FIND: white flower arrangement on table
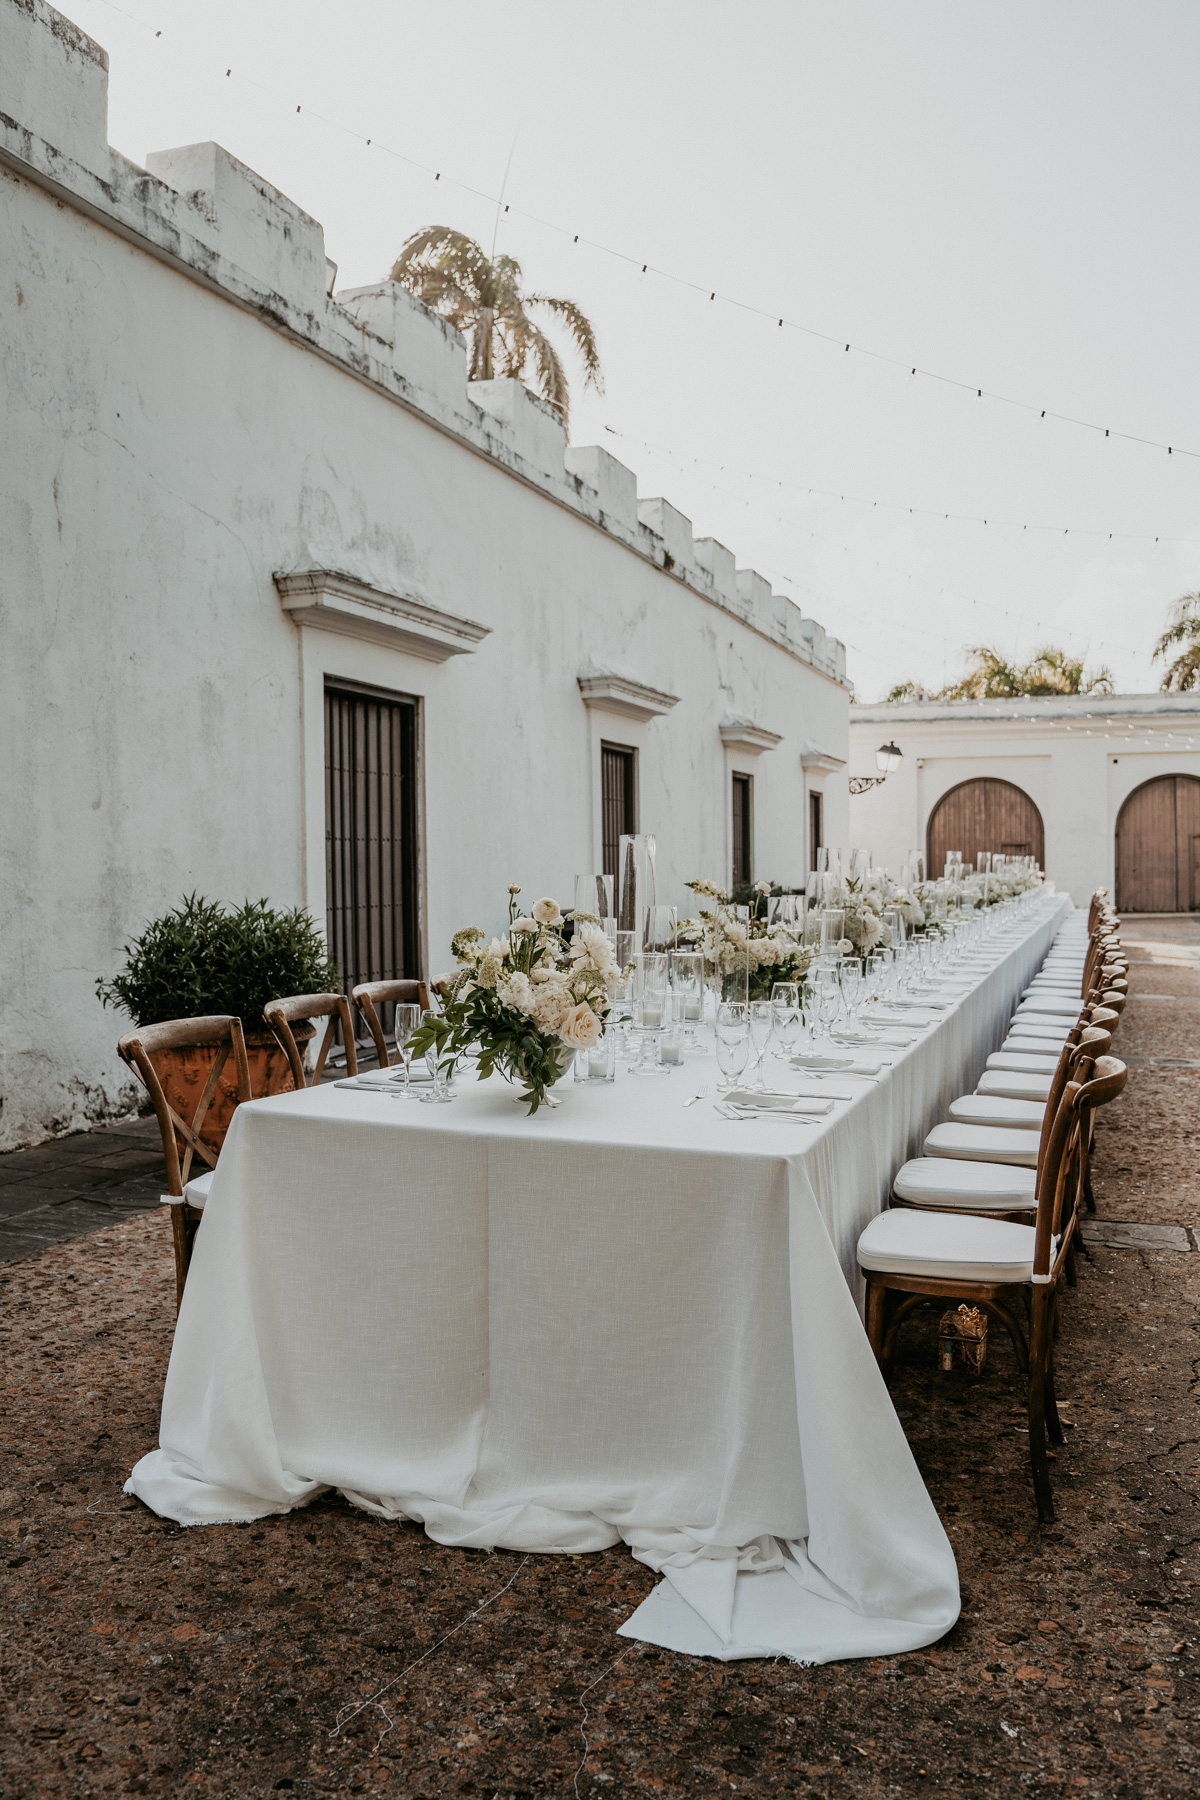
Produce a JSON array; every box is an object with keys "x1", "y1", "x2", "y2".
[
  {"x1": 806, "y1": 879, "x2": 886, "y2": 955},
  {"x1": 679, "y1": 878, "x2": 813, "y2": 999},
  {"x1": 412, "y1": 886, "x2": 622, "y2": 1113}
]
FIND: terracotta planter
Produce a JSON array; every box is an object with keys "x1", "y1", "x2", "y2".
[{"x1": 149, "y1": 1025, "x2": 312, "y2": 1158}]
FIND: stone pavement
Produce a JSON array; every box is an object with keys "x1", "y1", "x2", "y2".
[
  {"x1": 0, "y1": 1117, "x2": 165, "y2": 1265},
  {"x1": 1, "y1": 920, "x2": 1198, "y2": 1799}
]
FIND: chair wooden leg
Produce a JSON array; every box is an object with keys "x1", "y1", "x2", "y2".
[
  {"x1": 169, "y1": 1204, "x2": 201, "y2": 1315},
  {"x1": 1028, "y1": 1288, "x2": 1056, "y2": 1524},
  {"x1": 866, "y1": 1278, "x2": 889, "y2": 1367}
]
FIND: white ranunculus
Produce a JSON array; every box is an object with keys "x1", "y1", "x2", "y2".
[
  {"x1": 570, "y1": 922, "x2": 617, "y2": 974},
  {"x1": 510, "y1": 917, "x2": 537, "y2": 935},
  {"x1": 560, "y1": 1002, "x2": 601, "y2": 1049},
  {"x1": 532, "y1": 897, "x2": 563, "y2": 926}
]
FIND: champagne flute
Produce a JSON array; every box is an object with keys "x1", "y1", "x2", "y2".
[
  {"x1": 393, "y1": 1002, "x2": 422, "y2": 1097},
  {"x1": 747, "y1": 999, "x2": 774, "y2": 1089}
]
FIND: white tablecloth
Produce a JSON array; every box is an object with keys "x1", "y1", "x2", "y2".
[{"x1": 128, "y1": 895, "x2": 1072, "y2": 1663}]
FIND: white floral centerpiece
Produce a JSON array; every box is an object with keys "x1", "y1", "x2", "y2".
[
  {"x1": 412, "y1": 886, "x2": 621, "y2": 1112},
  {"x1": 680, "y1": 879, "x2": 813, "y2": 999},
  {"x1": 807, "y1": 879, "x2": 886, "y2": 955}
]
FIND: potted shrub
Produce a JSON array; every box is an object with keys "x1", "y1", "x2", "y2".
[{"x1": 97, "y1": 895, "x2": 341, "y2": 1149}]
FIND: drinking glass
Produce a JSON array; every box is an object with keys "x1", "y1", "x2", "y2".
[
  {"x1": 393, "y1": 1002, "x2": 422, "y2": 1097},
  {"x1": 669, "y1": 950, "x2": 705, "y2": 1031},
  {"x1": 720, "y1": 945, "x2": 751, "y2": 1006},
  {"x1": 418, "y1": 1010, "x2": 454, "y2": 1103},
  {"x1": 747, "y1": 1000, "x2": 774, "y2": 1089},
  {"x1": 770, "y1": 981, "x2": 800, "y2": 1058},
  {"x1": 865, "y1": 953, "x2": 887, "y2": 1004},
  {"x1": 714, "y1": 1002, "x2": 750, "y2": 1091}
]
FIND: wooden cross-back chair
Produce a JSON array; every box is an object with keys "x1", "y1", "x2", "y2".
[
  {"x1": 860, "y1": 1055, "x2": 1127, "y2": 1521},
  {"x1": 263, "y1": 992, "x2": 358, "y2": 1089},
  {"x1": 351, "y1": 979, "x2": 432, "y2": 1070},
  {"x1": 117, "y1": 1015, "x2": 252, "y2": 1309}
]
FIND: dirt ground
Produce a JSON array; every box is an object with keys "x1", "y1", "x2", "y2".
[{"x1": 2, "y1": 921, "x2": 1198, "y2": 1800}]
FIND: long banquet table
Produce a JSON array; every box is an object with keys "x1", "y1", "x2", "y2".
[{"x1": 129, "y1": 893, "x2": 1073, "y2": 1663}]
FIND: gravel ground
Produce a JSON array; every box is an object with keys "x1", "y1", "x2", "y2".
[{"x1": 2, "y1": 929, "x2": 1198, "y2": 1799}]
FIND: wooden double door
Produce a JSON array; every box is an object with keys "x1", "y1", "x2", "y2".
[
  {"x1": 926, "y1": 778, "x2": 1045, "y2": 878},
  {"x1": 1115, "y1": 775, "x2": 1200, "y2": 912}
]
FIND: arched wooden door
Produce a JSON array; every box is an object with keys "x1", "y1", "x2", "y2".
[
  {"x1": 1115, "y1": 775, "x2": 1200, "y2": 912},
  {"x1": 926, "y1": 778, "x2": 1045, "y2": 878}
]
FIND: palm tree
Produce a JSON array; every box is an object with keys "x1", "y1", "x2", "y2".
[
  {"x1": 889, "y1": 644, "x2": 1115, "y2": 701},
  {"x1": 1153, "y1": 593, "x2": 1200, "y2": 691},
  {"x1": 389, "y1": 227, "x2": 602, "y2": 434}
]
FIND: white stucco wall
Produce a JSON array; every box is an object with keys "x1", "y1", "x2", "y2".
[
  {"x1": 848, "y1": 696, "x2": 1200, "y2": 897},
  {"x1": 0, "y1": 0, "x2": 849, "y2": 1149}
]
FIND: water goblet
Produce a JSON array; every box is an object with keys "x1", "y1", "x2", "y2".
[
  {"x1": 714, "y1": 1002, "x2": 750, "y2": 1092},
  {"x1": 769, "y1": 981, "x2": 800, "y2": 1058}
]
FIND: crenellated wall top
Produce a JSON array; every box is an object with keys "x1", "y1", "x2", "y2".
[{"x1": 0, "y1": 0, "x2": 848, "y2": 687}]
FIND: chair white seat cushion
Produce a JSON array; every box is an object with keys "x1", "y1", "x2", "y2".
[
  {"x1": 1013, "y1": 1006, "x2": 1080, "y2": 1026},
  {"x1": 1024, "y1": 983, "x2": 1080, "y2": 997},
  {"x1": 923, "y1": 1122, "x2": 1041, "y2": 1167},
  {"x1": 977, "y1": 1069, "x2": 1054, "y2": 1101},
  {"x1": 949, "y1": 1093, "x2": 1045, "y2": 1127},
  {"x1": 1003, "y1": 1035, "x2": 1065, "y2": 1056},
  {"x1": 1016, "y1": 996, "x2": 1084, "y2": 1016},
  {"x1": 1011, "y1": 1020, "x2": 1071, "y2": 1038},
  {"x1": 987, "y1": 1050, "x2": 1060, "y2": 1073},
  {"x1": 184, "y1": 1169, "x2": 214, "y2": 1209},
  {"x1": 858, "y1": 1207, "x2": 1038, "y2": 1279},
  {"x1": 893, "y1": 1155, "x2": 1037, "y2": 1208}
]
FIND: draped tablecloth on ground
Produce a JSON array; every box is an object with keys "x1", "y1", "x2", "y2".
[{"x1": 129, "y1": 894, "x2": 1072, "y2": 1663}]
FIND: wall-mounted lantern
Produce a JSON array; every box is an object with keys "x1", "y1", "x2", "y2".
[{"x1": 849, "y1": 741, "x2": 903, "y2": 796}]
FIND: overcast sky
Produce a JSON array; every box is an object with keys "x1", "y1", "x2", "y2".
[{"x1": 63, "y1": 0, "x2": 1200, "y2": 699}]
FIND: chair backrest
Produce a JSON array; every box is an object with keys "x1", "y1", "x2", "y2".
[
  {"x1": 263, "y1": 992, "x2": 358, "y2": 1088},
  {"x1": 351, "y1": 979, "x2": 432, "y2": 1069},
  {"x1": 1034, "y1": 1026, "x2": 1111, "y2": 1177},
  {"x1": 1032, "y1": 1056, "x2": 1127, "y2": 1279},
  {"x1": 117, "y1": 1015, "x2": 252, "y2": 1196}
]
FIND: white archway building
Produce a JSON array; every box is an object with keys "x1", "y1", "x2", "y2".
[{"x1": 849, "y1": 693, "x2": 1200, "y2": 907}]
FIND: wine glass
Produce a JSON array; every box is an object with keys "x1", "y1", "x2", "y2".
[
  {"x1": 747, "y1": 1000, "x2": 774, "y2": 1089},
  {"x1": 770, "y1": 981, "x2": 800, "y2": 1059},
  {"x1": 393, "y1": 1002, "x2": 422, "y2": 1097},
  {"x1": 714, "y1": 1002, "x2": 749, "y2": 1092}
]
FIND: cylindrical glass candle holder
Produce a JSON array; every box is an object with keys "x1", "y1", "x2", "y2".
[{"x1": 574, "y1": 1025, "x2": 617, "y2": 1082}]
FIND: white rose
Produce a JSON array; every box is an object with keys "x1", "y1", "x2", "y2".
[
  {"x1": 532, "y1": 897, "x2": 563, "y2": 926},
  {"x1": 560, "y1": 1002, "x2": 601, "y2": 1049}
]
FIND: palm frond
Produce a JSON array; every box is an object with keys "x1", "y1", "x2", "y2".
[
  {"x1": 1153, "y1": 592, "x2": 1200, "y2": 663},
  {"x1": 386, "y1": 226, "x2": 602, "y2": 430},
  {"x1": 526, "y1": 294, "x2": 604, "y2": 393},
  {"x1": 1159, "y1": 643, "x2": 1200, "y2": 691}
]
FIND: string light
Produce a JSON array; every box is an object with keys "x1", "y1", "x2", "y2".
[{"x1": 84, "y1": 0, "x2": 1200, "y2": 466}]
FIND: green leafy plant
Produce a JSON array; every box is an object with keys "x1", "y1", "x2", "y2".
[{"x1": 95, "y1": 895, "x2": 340, "y2": 1031}]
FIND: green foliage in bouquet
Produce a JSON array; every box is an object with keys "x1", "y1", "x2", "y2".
[{"x1": 95, "y1": 894, "x2": 340, "y2": 1030}]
